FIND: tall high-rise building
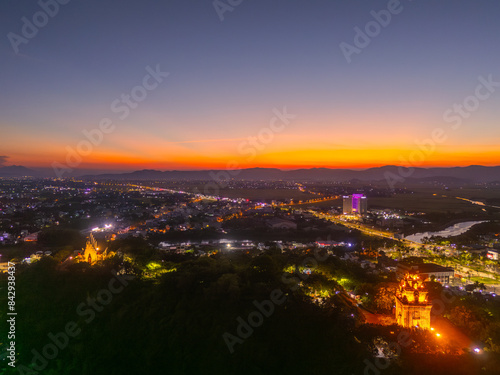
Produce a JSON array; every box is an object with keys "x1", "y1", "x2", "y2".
[
  {"x1": 342, "y1": 196, "x2": 352, "y2": 214},
  {"x1": 351, "y1": 194, "x2": 367, "y2": 214},
  {"x1": 343, "y1": 194, "x2": 367, "y2": 214}
]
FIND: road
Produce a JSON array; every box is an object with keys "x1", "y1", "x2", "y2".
[
  {"x1": 431, "y1": 316, "x2": 473, "y2": 353},
  {"x1": 312, "y1": 211, "x2": 420, "y2": 245},
  {"x1": 312, "y1": 211, "x2": 500, "y2": 284}
]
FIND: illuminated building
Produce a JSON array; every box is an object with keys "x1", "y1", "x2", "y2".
[
  {"x1": 487, "y1": 250, "x2": 499, "y2": 260},
  {"x1": 266, "y1": 218, "x2": 297, "y2": 230},
  {"x1": 78, "y1": 233, "x2": 107, "y2": 264},
  {"x1": 395, "y1": 273, "x2": 433, "y2": 329},
  {"x1": 343, "y1": 194, "x2": 367, "y2": 214},
  {"x1": 396, "y1": 262, "x2": 454, "y2": 284},
  {"x1": 342, "y1": 196, "x2": 352, "y2": 214}
]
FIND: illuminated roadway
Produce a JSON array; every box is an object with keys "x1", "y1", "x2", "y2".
[{"x1": 311, "y1": 211, "x2": 424, "y2": 247}]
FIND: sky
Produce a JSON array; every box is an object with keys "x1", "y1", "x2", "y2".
[{"x1": 1, "y1": 0, "x2": 500, "y2": 174}]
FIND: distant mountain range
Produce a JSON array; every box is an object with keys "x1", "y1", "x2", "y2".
[
  {"x1": 2, "y1": 165, "x2": 500, "y2": 183},
  {"x1": 84, "y1": 165, "x2": 500, "y2": 183},
  {"x1": 0, "y1": 165, "x2": 39, "y2": 177}
]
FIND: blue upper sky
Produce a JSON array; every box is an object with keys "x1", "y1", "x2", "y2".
[{"x1": 1, "y1": 0, "x2": 500, "y2": 172}]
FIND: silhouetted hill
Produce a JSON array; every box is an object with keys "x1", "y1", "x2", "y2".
[
  {"x1": 82, "y1": 165, "x2": 500, "y2": 183},
  {"x1": 6, "y1": 164, "x2": 500, "y2": 183},
  {"x1": 0, "y1": 165, "x2": 38, "y2": 177}
]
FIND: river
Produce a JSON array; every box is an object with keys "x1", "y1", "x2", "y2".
[{"x1": 405, "y1": 220, "x2": 488, "y2": 243}]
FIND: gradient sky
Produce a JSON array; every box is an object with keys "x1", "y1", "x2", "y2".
[{"x1": 1, "y1": 0, "x2": 500, "y2": 173}]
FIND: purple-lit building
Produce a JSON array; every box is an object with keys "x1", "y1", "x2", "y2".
[{"x1": 343, "y1": 194, "x2": 367, "y2": 215}]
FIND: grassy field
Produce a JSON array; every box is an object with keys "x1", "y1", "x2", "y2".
[
  {"x1": 433, "y1": 187, "x2": 500, "y2": 201},
  {"x1": 287, "y1": 198, "x2": 342, "y2": 209},
  {"x1": 203, "y1": 188, "x2": 317, "y2": 201},
  {"x1": 369, "y1": 192, "x2": 488, "y2": 214},
  {"x1": 468, "y1": 276, "x2": 500, "y2": 285},
  {"x1": 201, "y1": 187, "x2": 497, "y2": 214}
]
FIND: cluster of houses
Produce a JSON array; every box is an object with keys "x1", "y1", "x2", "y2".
[{"x1": 156, "y1": 239, "x2": 350, "y2": 255}]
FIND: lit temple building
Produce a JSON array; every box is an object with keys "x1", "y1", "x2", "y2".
[
  {"x1": 395, "y1": 273, "x2": 433, "y2": 329},
  {"x1": 342, "y1": 194, "x2": 367, "y2": 215},
  {"x1": 78, "y1": 233, "x2": 108, "y2": 264},
  {"x1": 396, "y1": 262, "x2": 454, "y2": 284}
]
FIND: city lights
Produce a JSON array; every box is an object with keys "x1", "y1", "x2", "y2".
[{"x1": 2, "y1": 1, "x2": 500, "y2": 373}]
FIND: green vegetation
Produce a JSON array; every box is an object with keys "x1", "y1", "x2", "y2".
[
  {"x1": 468, "y1": 276, "x2": 499, "y2": 285},
  {"x1": 369, "y1": 192, "x2": 485, "y2": 214},
  {"x1": 38, "y1": 228, "x2": 86, "y2": 249},
  {"x1": 1, "y1": 241, "x2": 500, "y2": 375},
  {"x1": 446, "y1": 294, "x2": 500, "y2": 354},
  {"x1": 0, "y1": 252, "x2": 371, "y2": 375}
]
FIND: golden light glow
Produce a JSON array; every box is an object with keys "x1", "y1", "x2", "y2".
[{"x1": 3, "y1": 119, "x2": 500, "y2": 170}]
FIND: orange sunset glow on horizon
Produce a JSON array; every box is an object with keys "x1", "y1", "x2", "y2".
[{"x1": 2, "y1": 0, "x2": 500, "y2": 177}]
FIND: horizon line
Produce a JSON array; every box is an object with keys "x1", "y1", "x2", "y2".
[{"x1": 3, "y1": 163, "x2": 500, "y2": 175}]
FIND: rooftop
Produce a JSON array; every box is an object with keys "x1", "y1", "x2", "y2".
[{"x1": 399, "y1": 262, "x2": 454, "y2": 274}]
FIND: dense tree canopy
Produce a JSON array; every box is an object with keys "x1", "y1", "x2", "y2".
[{"x1": 1, "y1": 248, "x2": 499, "y2": 375}]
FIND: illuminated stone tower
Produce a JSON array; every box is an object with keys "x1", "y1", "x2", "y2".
[
  {"x1": 395, "y1": 273, "x2": 433, "y2": 329},
  {"x1": 80, "y1": 233, "x2": 106, "y2": 264}
]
